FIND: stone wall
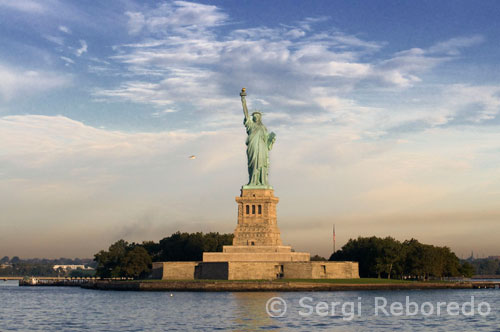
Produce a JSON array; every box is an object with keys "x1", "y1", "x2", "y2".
[
  {"x1": 283, "y1": 262, "x2": 359, "y2": 279},
  {"x1": 227, "y1": 262, "x2": 279, "y2": 280},
  {"x1": 203, "y1": 251, "x2": 310, "y2": 263},
  {"x1": 154, "y1": 261, "x2": 359, "y2": 280},
  {"x1": 155, "y1": 262, "x2": 199, "y2": 280}
]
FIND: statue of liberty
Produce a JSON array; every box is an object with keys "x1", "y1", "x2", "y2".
[{"x1": 240, "y1": 88, "x2": 276, "y2": 188}]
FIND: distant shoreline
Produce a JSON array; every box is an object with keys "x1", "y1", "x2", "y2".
[{"x1": 81, "y1": 280, "x2": 500, "y2": 292}]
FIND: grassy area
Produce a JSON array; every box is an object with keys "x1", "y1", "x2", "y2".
[
  {"x1": 276, "y1": 278, "x2": 414, "y2": 284},
  {"x1": 137, "y1": 279, "x2": 275, "y2": 283}
]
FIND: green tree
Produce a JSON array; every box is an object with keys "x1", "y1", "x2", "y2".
[
  {"x1": 459, "y1": 262, "x2": 475, "y2": 278},
  {"x1": 121, "y1": 247, "x2": 152, "y2": 279},
  {"x1": 332, "y1": 236, "x2": 462, "y2": 279},
  {"x1": 155, "y1": 232, "x2": 233, "y2": 262},
  {"x1": 94, "y1": 239, "x2": 130, "y2": 278},
  {"x1": 377, "y1": 237, "x2": 402, "y2": 279},
  {"x1": 330, "y1": 236, "x2": 386, "y2": 278}
]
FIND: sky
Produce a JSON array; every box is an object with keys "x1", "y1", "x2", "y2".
[{"x1": 1, "y1": 0, "x2": 500, "y2": 259}]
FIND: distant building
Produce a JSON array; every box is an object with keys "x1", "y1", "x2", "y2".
[
  {"x1": 488, "y1": 256, "x2": 500, "y2": 260},
  {"x1": 52, "y1": 265, "x2": 93, "y2": 271},
  {"x1": 0, "y1": 263, "x2": 12, "y2": 269}
]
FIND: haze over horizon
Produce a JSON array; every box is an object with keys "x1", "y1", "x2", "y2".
[{"x1": 1, "y1": 0, "x2": 500, "y2": 259}]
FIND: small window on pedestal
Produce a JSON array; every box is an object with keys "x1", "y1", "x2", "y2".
[
  {"x1": 252, "y1": 205, "x2": 255, "y2": 214},
  {"x1": 258, "y1": 205, "x2": 262, "y2": 214},
  {"x1": 246, "y1": 205, "x2": 249, "y2": 214}
]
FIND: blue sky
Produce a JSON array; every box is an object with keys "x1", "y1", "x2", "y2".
[{"x1": 1, "y1": 0, "x2": 500, "y2": 258}]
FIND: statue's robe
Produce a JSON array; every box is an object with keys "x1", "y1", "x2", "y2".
[{"x1": 244, "y1": 116, "x2": 270, "y2": 186}]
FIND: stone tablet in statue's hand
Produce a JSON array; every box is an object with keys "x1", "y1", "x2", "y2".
[{"x1": 269, "y1": 132, "x2": 276, "y2": 142}]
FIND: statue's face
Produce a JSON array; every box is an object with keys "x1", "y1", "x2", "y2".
[{"x1": 253, "y1": 114, "x2": 261, "y2": 122}]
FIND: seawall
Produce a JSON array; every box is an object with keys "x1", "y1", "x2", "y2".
[{"x1": 81, "y1": 280, "x2": 500, "y2": 292}]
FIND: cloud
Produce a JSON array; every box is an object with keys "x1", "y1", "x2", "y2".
[
  {"x1": 125, "y1": 1, "x2": 227, "y2": 36},
  {"x1": 0, "y1": 114, "x2": 242, "y2": 256},
  {"x1": 0, "y1": 63, "x2": 71, "y2": 101},
  {"x1": 125, "y1": 11, "x2": 145, "y2": 35},
  {"x1": 0, "y1": 0, "x2": 46, "y2": 13},
  {"x1": 373, "y1": 35, "x2": 485, "y2": 88},
  {"x1": 383, "y1": 84, "x2": 500, "y2": 133},
  {"x1": 75, "y1": 40, "x2": 88, "y2": 56},
  {"x1": 443, "y1": 84, "x2": 500, "y2": 123},
  {"x1": 0, "y1": 115, "x2": 206, "y2": 167},
  {"x1": 97, "y1": 3, "x2": 485, "y2": 135},
  {"x1": 2, "y1": 113, "x2": 500, "y2": 257},
  {"x1": 58, "y1": 25, "x2": 71, "y2": 34},
  {"x1": 152, "y1": 108, "x2": 178, "y2": 117},
  {"x1": 44, "y1": 35, "x2": 64, "y2": 45},
  {"x1": 60, "y1": 56, "x2": 74, "y2": 65},
  {"x1": 428, "y1": 35, "x2": 485, "y2": 55}
]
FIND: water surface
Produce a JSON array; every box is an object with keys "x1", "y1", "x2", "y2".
[{"x1": 0, "y1": 285, "x2": 498, "y2": 331}]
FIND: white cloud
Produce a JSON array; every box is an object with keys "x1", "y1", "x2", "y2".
[
  {"x1": 329, "y1": 32, "x2": 383, "y2": 51},
  {"x1": 100, "y1": 2, "x2": 485, "y2": 128},
  {"x1": 125, "y1": 1, "x2": 227, "y2": 36},
  {"x1": 94, "y1": 81, "x2": 172, "y2": 106},
  {"x1": 93, "y1": 67, "x2": 234, "y2": 114},
  {"x1": 75, "y1": 40, "x2": 87, "y2": 56},
  {"x1": 58, "y1": 25, "x2": 71, "y2": 34},
  {"x1": 44, "y1": 35, "x2": 64, "y2": 45},
  {"x1": 60, "y1": 56, "x2": 74, "y2": 64},
  {"x1": 152, "y1": 108, "x2": 178, "y2": 117},
  {"x1": 440, "y1": 84, "x2": 500, "y2": 123},
  {"x1": 0, "y1": 0, "x2": 46, "y2": 13},
  {"x1": 125, "y1": 11, "x2": 145, "y2": 35},
  {"x1": 0, "y1": 64, "x2": 70, "y2": 101},
  {"x1": 92, "y1": 3, "x2": 489, "y2": 142},
  {"x1": 428, "y1": 35, "x2": 484, "y2": 55},
  {"x1": 0, "y1": 115, "x2": 205, "y2": 167},
  {"x1": 373, "y1": 36, "x2": 484, "y2": 88},
  {"x1": 285, "y1": 28, "x2": 305, "y2": 39},
  {"x1": 378, "y1": 84, "x2": 500, "y2": 131}
]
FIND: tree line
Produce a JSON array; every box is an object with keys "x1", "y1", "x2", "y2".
[
  {"x1": 468, "y1": 258, "x2": 500, "y2": 275},
  {"x1": 0, "y1": 256, "x2": 96, "y2": 277},
  {"x1": 3, "y1": 234, "x2": 490, "y2": 280},
  {"x1": 93, "y1": 232, "x2": 234, "y2": 279},
  {"x1": 0, "y1": 256, "x2": 95, "y2": 266},
  {"x1": 330, "y1": 236, "x2": 475, "y2": 279}
]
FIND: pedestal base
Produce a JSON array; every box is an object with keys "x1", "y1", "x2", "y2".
[
  {"x1": 203, "y1": 245, "x2": 310, "y2": 262},
  {"x1": 153, "y1": 260, "x2": 360, "y2": 280}
]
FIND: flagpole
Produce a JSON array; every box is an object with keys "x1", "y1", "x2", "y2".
[{"x1": 333, "y1": 224, "x2": 336, "y2": 254}]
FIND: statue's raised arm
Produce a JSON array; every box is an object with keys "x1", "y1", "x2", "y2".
[{"x1": 240, "y1": 88, "x2": 249, "y2": 120}]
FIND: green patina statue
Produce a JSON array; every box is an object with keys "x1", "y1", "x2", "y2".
[{"x1": 240, "y1": 88, "x2": 276, "y2": 188}]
